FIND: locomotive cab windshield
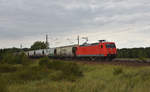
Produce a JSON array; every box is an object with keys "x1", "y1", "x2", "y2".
[
  {"x1": 105, "y1": 43, "x2": 116, "y2": 48},
  {"x1": 104, "y1": 43, "x2": 117, "y2": 59}
]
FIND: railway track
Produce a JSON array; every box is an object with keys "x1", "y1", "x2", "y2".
[
  {"x1": 51, "y1": 58, "x2": 150, "y2": 67},
  {"x1": 31, "y1": 57, "x2": 150, "y2": 67},
  {"x1": 75, "y1": 58, "x2": 150, "y2": 67}
]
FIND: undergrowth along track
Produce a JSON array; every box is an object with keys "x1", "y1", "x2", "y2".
[
  {"x1": 50, "y1": 58, "x2": 150, "y2": 67},
  {"x1": 31, "y1": 57, "x2": 150, "y2": 67}
]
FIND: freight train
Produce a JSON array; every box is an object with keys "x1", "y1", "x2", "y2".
[{"x1": 25, "y1": 40, "x2": 117, "y2": 60}]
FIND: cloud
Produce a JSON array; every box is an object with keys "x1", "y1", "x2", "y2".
[{"x1": 0, "y1": 0, "x2": 150, "y2": 48}]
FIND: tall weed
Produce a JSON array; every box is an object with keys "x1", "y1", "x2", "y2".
[
  {"x1": 39, "y1": 58, "x2": 83, "y2": 81},
  {"x1": 113, "y1": 67, "x2": 123, "y2": 75},
  {"x1": 1, "y1": 52, "x2": 31, "y2": 65},
  {"x1": 0, "y1": 77, "x2": 8, "y2": 92}
]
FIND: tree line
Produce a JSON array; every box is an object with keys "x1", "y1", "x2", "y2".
[
  {"x1": 0, "y1": 41, "x2": 48, "y2": 60},
  {"x1": 0, "y1": 41, "x2": 48, "y2": 53},
  {"x1": 0, "y1": 41, "x2": 150, "y2": 59},
  {"x1": 117, "y1": 47, "x2": 150, "y2": 58}
]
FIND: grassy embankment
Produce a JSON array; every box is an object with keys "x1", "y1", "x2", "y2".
[{"x1": 0, "y1": 53, "x2": 150, "y2": 92}]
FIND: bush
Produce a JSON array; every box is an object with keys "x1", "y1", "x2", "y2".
[
  {"x1": 138, "y1": 57, "x2": 147, "y2": 62},
  {"x1": 0, "y1": 56, "x2": 83, "y2": 82},
  {"x1": 0, "y1": 78, "x2": 8, "y2": 92},
  {"x1": 0, "y1": 64, "x2": 17, "y2": 73},
  {"x1": 47, "y1": 60, "x2": 83, "y2": 81},
  {"x1": 10, "y1": 66, "x2": 50, "y2": 82},
  {"x1": 39, "y1": 59, "x2": 83, "y2": 81},
  {"x1": 1, "y1": 53, "x2": 14, "y2": 64},
  {"x1": 113, "y1": 67, "x2": 123, "y2": 75},
  {"x1": 39, "y1": 57, "x2": 49, "y2": 66},
  {"x1": 49, "y1": 70, "x2": 64, "y2": 81},
  {"x1": 1, "y1": 52, "x2": 31, "y2": 65},
  {"x1": 135, "y1": 69, "x2": 150, "y2": 81}
]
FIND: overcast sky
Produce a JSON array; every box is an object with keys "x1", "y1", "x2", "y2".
[{"x1": 0, "y1": 0, "x2": 150, "y2": 48}]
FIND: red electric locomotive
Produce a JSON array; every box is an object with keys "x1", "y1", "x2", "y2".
[
  {"x1": 25, "y1": 40, "x2": 117, "y2": 61},
  {"x1": 76, "y1": 40, "x2": 117, "y2": 60}
]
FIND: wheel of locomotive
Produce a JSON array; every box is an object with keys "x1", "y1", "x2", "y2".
[
  {"x1": 90, "y1": 57, "x2": 96, "y2": 61},
  {"x1": 107, "y1": 55, "x2": 116, "y2": 61},
  {"x1": 104, "y1": 57, "x2": 113, "y2": 61},
  {"x1": 100, "y1": 57, "x2": 106, "y2": 61}
]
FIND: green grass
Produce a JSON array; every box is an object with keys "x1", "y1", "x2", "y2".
[
  {"x1": 1, "y1": 57, "x2": 150, "y2": 92},
  {"x1": 7, "y1": 64, "x2": 150, "y2": 92}
]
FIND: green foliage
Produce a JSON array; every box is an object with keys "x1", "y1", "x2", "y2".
[
  {"x1": 136, "y1": 69, "x2": 150, "y2": 81},
  {"x1": 0, "y1": 78, "x2": 8, "y2": 92},
  {"x1": 10, "y1": 66, "x2": 50, "y2": 82},
  {"x1": 31, "y1": 41, "x2": 48, "y2": 50},
  {"x1": 57, "y1": 62, "x2": 82, "y2": 81},
  {"x1": 113, "y1": 67, "x2": 123, "y2": 75},
  {"x1": 138, "y1": 57, "x2": 147, "y2": 62},
  {"x1": 39, "y1": 57, "x2": 49, "y2": 66},
  {"x1": 1, "y1": 60, "x2": 150, "y2": 92},
  {"x1": 6, "y1": 64, "x2": 150, "y2": 92},
  {"x1": 0, "y1": 64, "x2": 17, "y2": 73},
  {"x1": 49, "y1": 70, "x2": 64, "y2": 81},
  {"x1": 0, "y1": 47, "x2": 21, "y2": 53},
  {"x1": 1, "y1": 53, "x2": 14, "y2": 64},
  {"x1": 48, "y1": 61, "x2": 83, "y2": 81},
  {"x1": 0, "y1": 55, "x2": 83, "y2": 84},
  {"x1": 117, "y1": 47, "x2": 150, "y2": 58},
  {"x1": 1, "y1": 52, "x2": 31, "y2": 65},
  {"x1": 39, "y1": 58, "x2": 83, "y2": 81}
]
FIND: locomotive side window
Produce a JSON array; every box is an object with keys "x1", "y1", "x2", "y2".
[{"x1": 106, "y1": 44, "x2": 116, "y2": 48}]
